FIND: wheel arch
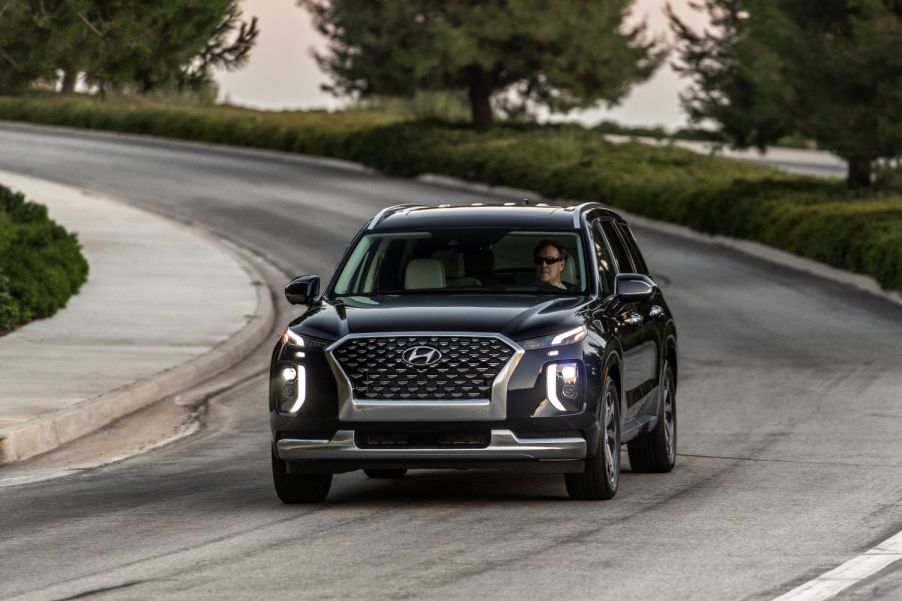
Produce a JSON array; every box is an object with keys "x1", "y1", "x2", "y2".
[
  {"x1": 603, "y1": 349, "x2": 624, "y2": 415},
  {"x1": 664, "y1": 332, "x2": 677, "y2": 390}
]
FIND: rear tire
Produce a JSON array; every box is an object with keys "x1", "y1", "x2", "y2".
[
  {"x1": 271, "y1": 449, "x2": 332, "y2": 503},
  {"x1": 364, "y1": 469, "x2": 407, "y2": 479},
  {"x1": 627, "y1": 361, "x2": 676, "y2": 473},
  {"x1": 565, "y1": 375, "x2": 620, "y2": 500}
]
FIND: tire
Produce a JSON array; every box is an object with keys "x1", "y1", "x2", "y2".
[
  {"x1": 364, "y1": 469, "x2": 407, "y2": 479},
  {"x1": 271, "y1": 449, "x2": 332, "y2": 503},
  {"x1": 565, "y1": 375, "x2": 620, "y2": 500},
  {"x1": 627, "y1": 361, "x2": 677, "y2": 473}
]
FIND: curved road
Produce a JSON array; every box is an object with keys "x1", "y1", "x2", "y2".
[{"x1": 0, "y1": 123, "x2": 900, "y2": 600}]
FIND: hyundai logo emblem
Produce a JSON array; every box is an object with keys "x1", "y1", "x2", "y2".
[{"x1": 401, "y1": 345, "x2": 442, "y2": 367}]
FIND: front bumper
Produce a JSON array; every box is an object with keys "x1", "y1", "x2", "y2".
[{"x1": 276, "y1": 429, "x2": 587, "y2": 473}]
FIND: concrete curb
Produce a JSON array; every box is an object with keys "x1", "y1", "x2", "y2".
[
  {"x1": 0, "y1": 228, "x2": 276, "y2": 466},
  {"x1": 417, "y1": 173, "x2": 902, "y2": 309}
]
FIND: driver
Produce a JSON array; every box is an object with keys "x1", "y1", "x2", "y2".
[{"x1": 533, "y1": 239, "x2": 573, "y2": 290}]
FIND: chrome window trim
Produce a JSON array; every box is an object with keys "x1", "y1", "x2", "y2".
[{"x1": 325, "y1": 332, "x2": 525, "y2": 421}]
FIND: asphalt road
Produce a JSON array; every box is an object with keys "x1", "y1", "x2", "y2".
[{"x1": 1, "y1": 123, "x2": 900, "y2": 601}]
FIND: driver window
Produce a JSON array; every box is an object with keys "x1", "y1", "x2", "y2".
[{"x1": 591, "y1": 221, "x2": 615, "y2": 295}]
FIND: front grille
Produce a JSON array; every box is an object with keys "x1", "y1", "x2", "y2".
[
  {"x1": 331, "y1": 335, "x2": 516, "y2": 400},
  {"x1": 356, "y1": 431, "x2": 491, "y2": 449}
]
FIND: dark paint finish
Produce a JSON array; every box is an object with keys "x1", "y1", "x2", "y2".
[
  {"x1": 270, "y1": 203, "x2": 677, "y2": 474},
  {"x1": 284, "y1": 275, "x2": 320, "y2": 306}
]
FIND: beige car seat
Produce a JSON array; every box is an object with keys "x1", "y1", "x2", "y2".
[
  {"x1": 562, "y1": 252, "x2": 577, "y2": 287},
  {"x1": 431, "y1": 250, "x2": 482, "y2": 287},
  {"x1": 404, "y1": 258, "x2": 446, "y2": 289}
]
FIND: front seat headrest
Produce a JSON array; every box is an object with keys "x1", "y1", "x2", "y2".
[
  {"x1": 431, "y1": 249, "x2": 465, "y2": 279},
  {"x1": 404, "y1": 258, "x2": 446, "y2": 290}
]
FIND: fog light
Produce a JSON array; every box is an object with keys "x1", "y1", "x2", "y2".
[
  {"x1": 281, "y1": 365, "x2": 306, "y2": 414},
  {"x1": 561, "y1": 365, "x2": 577, "y2": 383},
  {"x1": 546, "y1": 362, "x2": 582, "y2": 412}
]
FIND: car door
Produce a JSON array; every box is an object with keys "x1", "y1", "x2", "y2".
[
  {"x1": 614, "y1": 222, "x2": 663, "y2": 401},
  {"x1": 598, "y1": 219, "x2": 661, "y2": 416}
]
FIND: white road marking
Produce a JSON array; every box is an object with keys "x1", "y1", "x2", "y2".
[
  {"x1": 0, "y1": 421, "x2": 200, "y2": 489},
  {"x1": 773, "y1": 530, "x2": 902, "y2": 601}
]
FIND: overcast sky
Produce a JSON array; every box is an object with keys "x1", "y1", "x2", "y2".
[{"x1": 214, "y1": 0, "x2": 708, "y2": 130}]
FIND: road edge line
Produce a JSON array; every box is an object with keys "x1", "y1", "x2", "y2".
[{"x1": 771, "y1": 530, "x2": 902, "y2": 600}]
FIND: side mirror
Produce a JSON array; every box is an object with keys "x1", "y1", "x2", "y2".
[
  {"x1": 285, "y1": 275, "x2": 320, "y2": 306},
  {"x1": 615, "y1": 273, "x2": 656, "y2": 302}
]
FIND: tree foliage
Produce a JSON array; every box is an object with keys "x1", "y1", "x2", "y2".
[
  {"x1": 0, "y1": 1, "x2": 258, "y2": 95},
  {"x1": 670, "y1": 0, "x2": 902, "y2": 187},
  {"x1": 301, "y1": 0, "x2": 665, "y2": 131}
]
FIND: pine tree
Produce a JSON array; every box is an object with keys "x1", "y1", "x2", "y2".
[
  {"x1": 301, "y1": 0, "x2": 665, "y2": 131},
  {"x1": 0, "y1": 1, "x2": 258, "y2": 96},
  {"x1": 670, "y1": 0, "x2": 902, "y2": 187}
]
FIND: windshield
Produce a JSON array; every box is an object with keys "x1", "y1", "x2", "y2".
[{"x1": 331, "y1": 228, "x2": 588, "y2": 296}]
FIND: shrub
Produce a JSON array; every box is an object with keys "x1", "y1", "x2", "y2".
[
  {"x1": 0, "y1": 94, "x2": 899, "y2": 292},
  {"x1": 0, "y1": 185, "x2": 89, "y2": 332}
]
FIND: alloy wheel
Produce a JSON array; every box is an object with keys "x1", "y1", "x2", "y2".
[{"x1": 603, "y1": 387, "x2": 620, "y2": 488}]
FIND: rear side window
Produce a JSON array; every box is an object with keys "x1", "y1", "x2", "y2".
[
  {"x1": 600, "y1": 220, "x2": 633, "y2": 273},
  {"x1": 616, "y1": 223, "x2": 650, "y2": 276}
]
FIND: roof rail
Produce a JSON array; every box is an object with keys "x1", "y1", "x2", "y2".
[
  {"x1": 367, "y1": 204, "x2": 428, "y2": 230},
  {"x1": 570, "y1": 202, "x2": 606, "y2": 227}
]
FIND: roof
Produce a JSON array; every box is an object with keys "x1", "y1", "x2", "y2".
[{"x1": 369, "y1": 202, "x2": 624, "y2": 231}]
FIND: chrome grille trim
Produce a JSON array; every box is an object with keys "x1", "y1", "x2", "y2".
[
  {"x1": 325, "y1": 332, "x2": 525, "y2": 421},
  {"x1": 332, "y1": 335, "x2": 515, "y2": 401}
]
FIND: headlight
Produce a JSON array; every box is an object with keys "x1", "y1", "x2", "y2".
[
  {"x1": 280, "y1": 328, "x2": 305, "y2": 346},
  {"x1": 520, "y1": 325, "x2": 588, "y2": 350}
]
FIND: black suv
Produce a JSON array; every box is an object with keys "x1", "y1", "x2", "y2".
[{"x1": 270, "y1": 202, "x2": 677, "y2": 502}]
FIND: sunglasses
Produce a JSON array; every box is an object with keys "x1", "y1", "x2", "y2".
[{"x1": 534, "y1": 255, "x2": 565, "y2": 265}]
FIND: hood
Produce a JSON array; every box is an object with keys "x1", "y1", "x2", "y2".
[{"x1": 292, "y1": 294, "x2": 592, "y2": 343}]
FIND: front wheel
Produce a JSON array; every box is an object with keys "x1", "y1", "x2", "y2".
[
  {"x1": 627, "y1": 361, "x2": 676, "y2": 473},
  {"x1": 565, "y1": 375, "x2": 620, "y2": 500},
  {"x1": 272, "y1": 449, "x2": 332, "y2": 504}
]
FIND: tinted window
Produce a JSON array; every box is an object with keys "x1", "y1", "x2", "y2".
[
  {"x1": 600, "y1": 221, "x2": 633, "y2": 273},
  {"x1": 332, "y1": 228, "x2": 588, "y2": 295},
  {"x1": 616, "y1": 223, "x2": 650, "y2": 275},
  {"x1": 590, "y1": 221, "x2": 615, "y2": 295}
]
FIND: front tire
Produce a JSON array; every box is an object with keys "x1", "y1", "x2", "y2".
[
  {"x1": 272, "y1": 449, "x2": 332, "y2": 503},
  {"x1": 627, "y1": 361, "x2": 676, "y2": 473},
  {"x1": 566, "y1": 376, "x2": 620, "y2": 500}
]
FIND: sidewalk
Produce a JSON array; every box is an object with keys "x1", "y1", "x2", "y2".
[{"x1": 0, "y1": 170, "x2": 272, "y2": 465}]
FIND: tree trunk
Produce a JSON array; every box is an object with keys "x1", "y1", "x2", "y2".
[
  {"x1": 846, "y1": 157, "x2": 872, "y2": 188},
  {"x1": 60, "y1": 69, "x2": 78, "y2": 94},
  {"x1": 138, "y1": 71, "x2": 155, "y2": 95},
  {"x1": 467, "y1": 68, "x2": 494, "y2": 132}
]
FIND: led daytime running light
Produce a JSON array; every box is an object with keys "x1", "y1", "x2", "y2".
[
  {"x1": 520, "y1": 325, "x2": 588, "y2": 350},
  {"x1": 551, "y1": 325, "x2": 588, "y2": 346}
]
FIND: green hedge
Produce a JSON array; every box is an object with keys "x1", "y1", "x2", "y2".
[
  {"x1": 0, "y1": 184, "x2": 89, "y2": 332},
  {"x1": 1, "y1": 94, "x2": 899, "y2": 292}
]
